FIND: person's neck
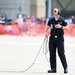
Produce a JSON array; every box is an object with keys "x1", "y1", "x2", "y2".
[{"x1": 54, "y1": 15, "x2": 60, "y2": 20}]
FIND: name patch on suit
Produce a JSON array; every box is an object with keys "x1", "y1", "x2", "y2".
[{"x1": 58, "y1": 22, "x2": 62, "y2": 24}]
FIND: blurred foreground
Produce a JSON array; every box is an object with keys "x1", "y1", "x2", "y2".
[{"x1": 0, "y1": 36, "x2": 75, "y2": 75}]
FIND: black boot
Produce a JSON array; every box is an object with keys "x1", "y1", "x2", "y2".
[
  {"x1": 47, "y1": 69, "x2": 56, "y2": 73},
  {"x1": 64, "y1": 68, "x2": 68, "y2": 73}
]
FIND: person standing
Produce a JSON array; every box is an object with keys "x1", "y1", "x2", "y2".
[{"x1": 45, "y1": 8, "x2": 69, "y2": 73}]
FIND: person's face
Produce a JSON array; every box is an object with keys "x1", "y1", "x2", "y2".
[{"x1": 53, "y1": 8, "x2": 59, "y2": 16}]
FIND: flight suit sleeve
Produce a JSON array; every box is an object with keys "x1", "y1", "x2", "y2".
[
  {"x1": 47, "y1": 18, "x2": 52, "y2": 26},
  {"x1": 62, "y1": 19, "x2": 67, "y2": 26}
]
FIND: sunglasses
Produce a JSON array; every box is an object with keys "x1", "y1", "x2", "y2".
[{"x1": 53, "y1": 10, "x2": 57, "y2": 12}]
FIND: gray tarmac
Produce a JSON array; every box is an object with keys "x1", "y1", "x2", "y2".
[{"x1": 0, "y1": 35, "x2": 75, "y2": 75}]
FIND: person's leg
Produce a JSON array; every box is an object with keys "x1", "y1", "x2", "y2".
[
  {"x1": 48, "y1": 37, "x2": 57, "y2": 73},
  {"x1": 57, "y1": 37, "x2": 68, "y2": 73}
]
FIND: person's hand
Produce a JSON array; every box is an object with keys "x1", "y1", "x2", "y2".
[
  {"x1": 55, "y1": 24, "x2": 62, "y2": 28},
  {"x1": 44, "y1": 32, "x2": 48, "y2": 37}
]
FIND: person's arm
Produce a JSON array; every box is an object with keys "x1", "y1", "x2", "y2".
[
  {"x1": 44, "y1": 25, "x2": 51, "y2": 36},
  {"x1": 45, "y1": 17, "x2": 53, "y2": 36},
  {"x1": 61, "y1": 25, "x2": 69, "y2": 30},
  {"x1": 55, "y1": 17, "x2": 69, "y2": 30},
  {"x1": 55, "y1": 24, "x2": 69, "y2": 30}
]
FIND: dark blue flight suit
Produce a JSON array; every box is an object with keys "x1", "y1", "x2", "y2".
[{"x1": 47, "y1": 16, "x2": 68, "y2": 71}]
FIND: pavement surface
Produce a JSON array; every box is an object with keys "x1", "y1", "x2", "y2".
[{"x1": 0, "y1": 35, "x2": 75, "y2": 75}]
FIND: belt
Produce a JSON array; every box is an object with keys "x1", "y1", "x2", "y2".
[
  {"x1": 51, "y1": 35, "x2": 63, "y2": 38},
  {"x1": 54, "y1": 36, "x2": 58, "y2": 38}
]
